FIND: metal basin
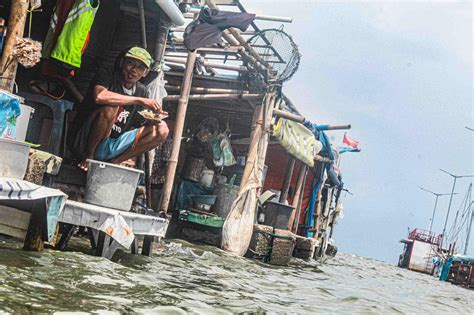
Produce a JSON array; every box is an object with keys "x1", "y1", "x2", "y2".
[{"x1": 84, "y1": 159, "x2": 143, "y2": 211}]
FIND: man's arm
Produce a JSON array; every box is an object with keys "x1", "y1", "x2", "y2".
[{"x1": 94, "y1": 85, "x2": 161, "y2": 111}]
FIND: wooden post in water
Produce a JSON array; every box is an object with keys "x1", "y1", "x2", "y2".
[
  {"x1": 311, "y1": 162, "x2": 325, "y2": 239},
  {"x1": 159, "y1": 50, "x2": 197, "y2": 212},
  {"x1": 23, "y1": 202, "x2": 47, "y2": 251},
  {"x1": 0, "y1": 0, "x2": 28, "y2": 92},
  {"x1": 291, "y1": 164, "x2": 308, "y2": 232},
  {"x1": 318, "y1": 187, "x2": 334, "y2": 256},
  {"x1": 328, "y1": 186, "x2": 343, "y2": 239},
  {"x1": 279, "y1": 157, "x2": 296, "y2": 203}
]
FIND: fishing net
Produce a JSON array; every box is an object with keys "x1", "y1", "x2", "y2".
[{"x1": 247, "y1": 28, "x2": 301, "y2": 83}]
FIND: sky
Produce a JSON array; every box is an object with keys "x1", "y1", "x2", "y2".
[{"x1": 245, "y1": 1, "x2": 473, "y2": 263}]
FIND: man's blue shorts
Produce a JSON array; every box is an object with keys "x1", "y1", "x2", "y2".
[{"x1": 94, "y1": 128, "x2": 139, "y2": 161}]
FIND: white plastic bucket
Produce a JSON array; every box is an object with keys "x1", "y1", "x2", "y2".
[
  {"x1": 0, "y1": 138, "x2": 31, "y2": 179},
  {"x1": 199, "y1": 169, "x2": 214, "y2": 187},
  {"x1": 84, "y1": 159, "x2": 144, "y2": 211},
  {"x1": 16, "y1": 105, "x2": 34, "y2": 142}
]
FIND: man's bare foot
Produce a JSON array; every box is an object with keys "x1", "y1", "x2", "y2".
[{"x1": 78, "y1": 158, "x2": 91, "y2": 171}]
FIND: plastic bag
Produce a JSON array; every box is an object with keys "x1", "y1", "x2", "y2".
[
  {"x1": 0, "y1": 89, "x2": 21, "y2": 139},
  {"x1": 211, "y1": 133, "x2": 236, "y2": 167},
  {"x1": 146, "y1": 71, "x2": 168, "y2": 105}
]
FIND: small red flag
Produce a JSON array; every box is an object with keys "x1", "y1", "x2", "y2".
[{"x1": 343, "y1": 133, "x2": 359, "y2": 148}]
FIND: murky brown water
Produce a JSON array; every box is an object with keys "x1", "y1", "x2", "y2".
[{"x1": 0, "y1": 236, "x2": 472, "y2": 314}]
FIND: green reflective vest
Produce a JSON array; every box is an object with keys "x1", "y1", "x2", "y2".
[{"x1": 43, "y1": 0, "x2": 99, "y2": 68}]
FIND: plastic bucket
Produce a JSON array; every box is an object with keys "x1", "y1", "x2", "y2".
[
  {"x1": 84, "y1": 159, "x2": 143, "y2": 211},
  {"x1": 0, "y1": 138, "x2": 31, "y2": 179},
  {"x1": 199, "y1": 169, "x2": 214, "y2": 187},
  {"x1": 16, "y1": 105, "x2": 34, "y2": 142},
  {"x1": 263, "y1": 201, "x2": 295, "y2": 230}
]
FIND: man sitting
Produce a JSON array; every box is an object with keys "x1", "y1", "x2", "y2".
[{"x1": 69, "y1": 47, "x2": 168, "y2": 171}]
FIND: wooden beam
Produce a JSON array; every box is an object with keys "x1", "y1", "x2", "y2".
[
  {"x1": 279, "y1": 157, "x2": 296, "y2": 203},
  {"x1": 290, "y1": 164, "x2": 308, "y2": 232},
  {"x1": 0, "y1": 205, "x2": 31, "y2": 240}
]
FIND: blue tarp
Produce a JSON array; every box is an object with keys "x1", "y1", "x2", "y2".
[
  {"x1": 439, "y1": 255, "x2": 474, "y2": 281},
  {"x1": 452, "y1": 255, "x2": 474, "y2": 264},
  {"x1": 302, "y1": 122, "x2": 342, "y2": 237}
]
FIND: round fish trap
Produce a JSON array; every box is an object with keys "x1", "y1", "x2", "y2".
[{"x1": 247, "y1": 28, "x2": 301, "y2": 83}]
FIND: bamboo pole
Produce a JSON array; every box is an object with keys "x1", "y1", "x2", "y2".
[
  {"x1": 312, "y1": 165, "x2": 325, "y2": 239},
  {"x1": 238, "y1": 47, "x2": 268, "y2": 77},
  {"x1": 164, "y1": 56, "x2": 247, "y2": 72},
  {"x1": 273, "y1": 109, "x2": 352, "y2": 130},
  {"x1": 273, "y1": 109, "x2": 304, "y2": 123},
  {"x1": 137, "y1": 0, "x2": 147, "y2": 48},
  {"x1": 316, "y1": 187, "x2": 333, "y2": 257},
  {"x1": 279, "y1": 156, "x2": 296, "y2": 203},
  {"x1": 320, "y1": 188, "x2": 334, "y2": 236},
  {"x1": 313, "y1": 187, "x2": 323, "y2": 238},
  {"x1": 237, "y1": 89, "x2": 276, "y2": 193},
  {"x1": 136, "y1": 0, "x2": 153, "y2": 209},
  {"x1": 293, "y1": 180, "x2": 307, "y2": 234},
  {"x1": 314, "y1": 155, "x2": 332, "y2": 163},
  {"x1": 163, "y1": 93, "x2": 262, "y2": 101},
  {"x1": 166, "y1": 52, "x2": 240, "y2": 61},
  {"x1": 165, "y1": 71, "x2": 239, "y2": 83},
  {"x1": 0, "y1": 0, "x2": 28, "y2": 92},
  {"x1": 159, "y1": 50, "x2": 197, "y2": 212},
  {"x1": 154, "y1": 12, "x2": 171, "y2": 64},
  {"x1": 288, "y1": 164, "x2": 308, "y2": 230},
  {"x1": 171, "y1": 27, "x2": 256, "y2": 36},
  {"x1": 255, "y1": 89, "x2": 276, "y2": 186},
  {"x1": 238, "y1": 105, "x2": 263, "y2": 193},
  {"x1": 186, "y1": 8, "x2": 292, "y2": 23},
  {"x1": 165, "y1": 85, "x2": 249, "y2": 95},
  {"x1": 204, "y1": 0, "x2": 269, "y2": 68},
  {"x1": 328, "y1": 190, "x2": 342, "y2": 240}
]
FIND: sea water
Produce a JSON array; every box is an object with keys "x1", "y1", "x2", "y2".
[{"x1": 0, "y1": 237, "x2": 472, "y2": 313}]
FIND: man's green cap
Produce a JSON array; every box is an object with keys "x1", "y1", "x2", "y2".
[{"x1": 125, "y1": 47, "x2": 153, "y2": 68}]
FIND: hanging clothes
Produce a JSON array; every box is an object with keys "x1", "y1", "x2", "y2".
[
  {"x1": 43, "y1": 0, "x2": 99, "y2": 68},
  {"x1": 273, "y1": 118, "x2": 322, "y2": 167},
  {"x1": 184, "y1": 8, "x2": 255, "y2": 51}
]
